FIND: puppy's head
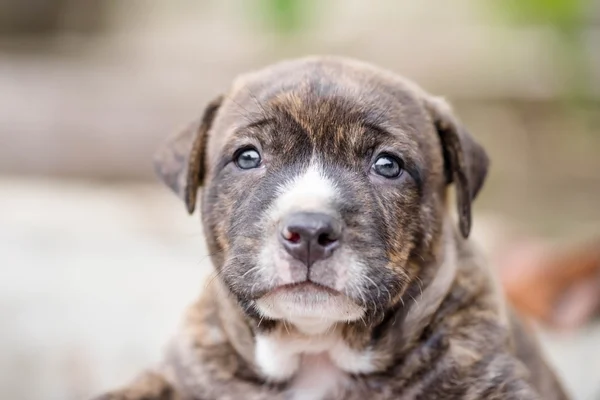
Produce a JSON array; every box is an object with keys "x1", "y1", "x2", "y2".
[{"x1": 155, "y1": 57, "x2": 488, "y2": 332}]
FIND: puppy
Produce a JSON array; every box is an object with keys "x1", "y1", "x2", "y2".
[{"x1": 96, "y1": 56, "x2": 568, "y2": 400}]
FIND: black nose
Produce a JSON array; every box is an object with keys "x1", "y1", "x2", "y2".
[{"x1": 279, "y1": 212, "x2": 342, "y2": 267}]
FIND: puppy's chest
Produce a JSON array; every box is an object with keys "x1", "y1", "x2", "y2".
[
  {"x1": 255, "y1": 334, "x2": 375, "y2": 400},
  {"x1": 289, "y1": 353, "x2": 350, "y2": 400}
]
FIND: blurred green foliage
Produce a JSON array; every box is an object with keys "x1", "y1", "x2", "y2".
[
  {"x1": 253, "y1": 0, "x2": 313, "y2": 35},
  {"x1": 490, "y1": 0, "x2": 593, "y2": 100},
  {"x1": 496, "y1": 0, "x2": 588, "y2": 32},
  {"x1": 254, "y1": 0, "x2": 594, "y2": 101}
]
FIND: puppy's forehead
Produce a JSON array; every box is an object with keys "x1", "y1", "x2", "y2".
[{"x1": 208, "y1": 57, "x2": 435, "y2": 159}]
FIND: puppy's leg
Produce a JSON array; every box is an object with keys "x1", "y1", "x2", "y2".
[{"x1": 93, "y1": 371, "x2": 182, "y2": 400}]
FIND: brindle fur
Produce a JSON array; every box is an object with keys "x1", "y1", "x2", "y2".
[{"x1": 95, "y1": 56, "x2": 568, "y2": 400}]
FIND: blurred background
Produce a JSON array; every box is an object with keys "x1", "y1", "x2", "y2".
[{"x1": 0, "y1": 1, "x2": 599, "y2": 399}]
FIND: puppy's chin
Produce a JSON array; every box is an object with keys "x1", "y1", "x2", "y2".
[{"x1": 254, "y1": 283, "x2": 365, "y2": 335}]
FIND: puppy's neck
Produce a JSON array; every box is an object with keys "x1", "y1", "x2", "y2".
[
  {"x1": 399, "y1": 222, "x2": 458, "y2": 345},
  {"x1": 254, "y1": 324, "x2": 376, "y2": 380}
]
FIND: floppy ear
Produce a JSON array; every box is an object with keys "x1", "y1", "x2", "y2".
[
  {"x1": 424, "y1": 96, "x2": 489, "y2": 238},
  {"x1": 153, "y1": 96, "x2": 223, "y2": 214}
]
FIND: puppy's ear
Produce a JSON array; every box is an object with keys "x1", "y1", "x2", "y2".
[
  {"x1": 153, "y1": 95, "x2": 223, "y2": 214},
  {"x1": 424, "y1": 96, "x2": 489, "y2": 238}
]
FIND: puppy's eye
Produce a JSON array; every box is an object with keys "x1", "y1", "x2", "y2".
[
  {"x1": 235, "y1": 148, "x2": 262, "y2": 169},
  {"x1": 371, "y1": 154, "x2": 403, "y2": 179}
]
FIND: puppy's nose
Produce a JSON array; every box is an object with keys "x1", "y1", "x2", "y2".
[{"x1": 279, "y1": 212, "x2": 341, "y2": 267}]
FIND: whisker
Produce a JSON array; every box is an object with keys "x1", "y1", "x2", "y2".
[
  {"x1": 241, "y1": 265, "x2": 263, "y2": 279},
  {"x1": 258, "y1": 314, "x2": 265, "y2": 328}
]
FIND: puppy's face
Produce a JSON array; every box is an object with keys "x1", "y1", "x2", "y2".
[{"x1": 155, "y1": 57, "x2": 488, "y2": 331}]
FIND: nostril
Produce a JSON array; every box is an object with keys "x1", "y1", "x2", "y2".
[
  {"x1": 282, "y1": 228, "x2": 301, "y2": 244},
  {"x1": 317, "y1": 232, "x2": 338, "y2": 247}
]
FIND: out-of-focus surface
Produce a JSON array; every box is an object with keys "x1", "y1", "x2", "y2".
[
  {"x1": 1, "y1": 1, "x2": 599, "y2": 399},
  {"x1": 0, "y1": 179, "x2": 209, "y2": 400}
]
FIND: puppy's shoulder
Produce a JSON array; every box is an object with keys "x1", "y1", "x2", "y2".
[{"x1": 419, "y1": 241, "x2": 567, "y2": 399}]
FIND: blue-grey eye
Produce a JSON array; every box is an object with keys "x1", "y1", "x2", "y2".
[
  {"x1": 372, "y1": 154, "x2": 403, "y2": 178},
  {"x1": 235, "y1": 148, "x2": 261, "y2": 169}
]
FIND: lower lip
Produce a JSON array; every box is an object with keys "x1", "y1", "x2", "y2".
[{"x1": 271, "y1": 281, "x2": 340, "y2": 296}]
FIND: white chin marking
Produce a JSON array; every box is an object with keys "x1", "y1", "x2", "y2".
[{"x1": 269, "y1": 162, "x2": 338, "y2": 221}]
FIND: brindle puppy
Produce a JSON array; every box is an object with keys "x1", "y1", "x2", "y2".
[{"x1": 95, "y1": 56, "x2": 568, "y2": 400}]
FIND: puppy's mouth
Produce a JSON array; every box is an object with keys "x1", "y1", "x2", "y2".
[
  {"x1": 269, "y1": 281, "x2": 340, "y2": 296},
  {"x1": 254, "y1": 280, "x2": 365, "y2": 329}
]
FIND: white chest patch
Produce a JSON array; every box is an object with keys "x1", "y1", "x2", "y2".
[
  {"x1": 291, "y1": 353, "x2": 349, "y2": 400},
  {"x1": 255, "y1": 332, "x2": 376, "y2": 400}
]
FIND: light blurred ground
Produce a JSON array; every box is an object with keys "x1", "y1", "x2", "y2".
[
  {"x1": 0, "y1": 178, "x2": 210, "y2": 400},
  {"x1": 0, "y1": 177, "x2": 599, "y2": 400}
]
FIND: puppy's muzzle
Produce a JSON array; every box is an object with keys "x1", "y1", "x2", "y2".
[{"x1": 279, "y1": 212, "x2": 342, "y2": 267}]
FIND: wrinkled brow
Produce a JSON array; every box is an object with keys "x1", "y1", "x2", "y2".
[
  {"x1": 362, "y1": 121, "x2": 394, "y2": 140},
  {"x1": 240, "y1": 118, "x2": 275, "y2": 130}
]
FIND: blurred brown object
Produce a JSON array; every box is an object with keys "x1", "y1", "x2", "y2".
[
  {"x1": 0, "y1": 0, "x2": 108, "y2": 38},
  {"x1": 499, "y1": 239, "x2": 600, "y2": 330}
]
